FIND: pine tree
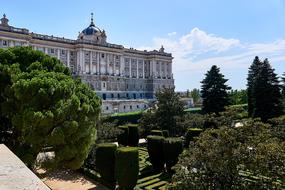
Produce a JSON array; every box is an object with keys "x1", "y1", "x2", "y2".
[
  {"x1": 247, "y1": 56, "x2": 262, "y2": 117},
  {"x1": 282, "y1": 73, "x2": 285, "y2": 97},
  {"x1": 247, "y1": 58, "x2": 283, "y2": 121},
  {"x1": 201, "y1": 65, "x2": 231, "y2": 114}
]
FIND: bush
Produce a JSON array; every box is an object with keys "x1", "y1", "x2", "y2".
[
  {"x1": 115, "y1": 147, "x2": 139, "y2": 190},
  {"x1": 162, "y1": 130, "x2": 169, "y2": 137},
  {"x1": 104, "y1": 111, "x2": 143, "y2": 125},
  {"x1": 150, "y1": 130, "x2": 164, "y2": 136},
  {"x1": 163, "y1": 137, "x2": 183, "y2": 171},
  {"x1": 185, "y1": 128, "x2": 203, "y2": 147},
  {"x1": 95, "y1": 143, "x2": 117, "y2": 187},
  {"x1": 147, "y1": 135, "x2": 165, "y2": 171},
  {"x1": 128, "y1": 124, "x2": 139, "y2": 147},
  {"x1": 118, "y1": 125, "x2": 129, "y2": 146}
]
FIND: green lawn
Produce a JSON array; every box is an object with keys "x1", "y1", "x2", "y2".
[{"x1": 136, "y1": 147, "x2": 171, "y2": 190}]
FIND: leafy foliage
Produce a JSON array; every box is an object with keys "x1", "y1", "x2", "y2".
[
  {"x1": 168, "y1": 119, "x2": 285, "y2": 190},
  {"x1": 228, "y1": 89, "x2": 247, "y2": 105},
  {"x1": 147, "y1": 135, "x2": 165, "y2": 171},
  {"x1": 184, "y1": 128, "x2": 203, "y2": 148},
  {"x1": 247, "y1": 57, "x2": 283, "y2": 120},
  {"x1": 201, "y1": 65, "x2": 231, "y2": 114},
  {"x1": 0, "y1": 47, "x2": 101, "y2": 169},
  {"x1": 96, "y1": 120, "x2": 122, "y2": 143},
  {"x1": 163, "y1": 137, "x2": 183, "y2": 171},
  {"x1": 117, "y1": 125, "x2": 129, "y2": 146},
  {"x1": 128, "y1": 124, "x2": 139, "y2": 147},
  {"x1": 139, "y1": 87, "x2": 184, "y2": 136},
  {"x1": 115, "y1": 147, "x2": 139, "y2": 190},
  {"x1": 95, "y1": 143, "x2": 117, "y2": 187}
]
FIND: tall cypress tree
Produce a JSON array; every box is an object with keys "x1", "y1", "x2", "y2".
[
  {"x1": 201, "y1": 65, "x2": 231, "y2": 114},
  {"x1": 247, "y1": 58, "x2": 283, "y2": 121}
]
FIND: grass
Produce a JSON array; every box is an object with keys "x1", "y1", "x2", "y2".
[{"x1": 136, "y1": 147, "x2": 172, "y2": 190}]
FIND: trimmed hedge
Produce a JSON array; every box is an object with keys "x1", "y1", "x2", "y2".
[
  {"x1": 118, "y1": 125, "x2": 129, "y2": 146},
  {"x1": 185, "y1": 128, "x2": 203, "y2": 147},
  {"x1": 150, "y1": 130, "x2": 164, "y2": 136},
  {"x1": 162, "y1": 130, "x2": 169, "y2": 138},
  {"x1": 115, "y1": 147, "x2": 139, "y2": 190},
  {"x1": 128, "y1": 124, "x2": 139, "y2": 147},
  {"x1": 147, "y1": 135, "x2": 165, "y2": 171},
  {"x1": 104, "y1": 111, "x2": 143, "y2": 125},
  {"x1": 95, "y1": 143, "x2": 117, "y2": 187},
  {"x1": 163, "y1": 137, "x2": 183, "y2": 171}
]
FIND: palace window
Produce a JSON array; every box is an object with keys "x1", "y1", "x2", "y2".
[
  {"x1": 61, "y1": 50, "x2": 65, "y2": 55},
  {"x1": 50, "y1": 48, "x2": 55, "y2": 54},
  {"x1": 137, "y1": 105, "x2": 139, "y2": 109},
  {"x1": 101, "y1": 53, "x2": 105, "y2": 58},
  {"x1": 2, "y1": 40, "x2": 7, "y2": 46}
]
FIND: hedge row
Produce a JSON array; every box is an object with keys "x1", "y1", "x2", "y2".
[
  {"x1": 185, "y1": 128, "x2": 203, "y2": 147},
  {"x1": 150, "y1": 130, "x2": 169, "y2": 137},
  {"x1": 104, "y1": 111, "x2": 143, "y2": 125},
  {"x1": 96, "y1": 144, "x2": 139, "y2": 190},
  {"x1": 118, "y1": 124, "x2": 139, "y2": 147},
  {"x1": 115, "y1": 147, "x2": 139, "y2": 190},
  {"x1": 147, "y1": 136, "x2": 183, "y2": 172}
]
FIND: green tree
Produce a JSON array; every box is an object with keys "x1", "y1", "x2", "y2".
[
  {"x1": 247, "y1": 57, "x2": 283, "y2": 121},
  {"x1": 281, "y1": 73, "x2": 285, "y2": 97},
  {"x1": 0, "y1": 47, "x2": 101, "y2": 169},
  {"x1": 155, "y1": 87, "x2": 185, "y2": 135},
  {"x1": 190, "y1": 88, "x2": 200, "y2": 106},
  {"x1": 201, "y1": 65, "x2": 231, "y2": 114},
  {"x1": 168, "y1": 120, "x2": 285, "y2": 190},
  {"x1": 228, "y1": 89, "x2": 247, "y2": 105}
]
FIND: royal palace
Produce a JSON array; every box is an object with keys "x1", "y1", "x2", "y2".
[{"x1": 0, "y1": 14, "x2": 174, "y2": 113}]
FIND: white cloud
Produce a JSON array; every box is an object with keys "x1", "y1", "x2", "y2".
[
  {"x1": 136, "y1": 28, "x2": 285, "y2": 90},
  {"x1": 167, "y1": 32, "x2": 177, "y2": 36}
]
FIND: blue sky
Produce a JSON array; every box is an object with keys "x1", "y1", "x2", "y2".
[{"x1": 1, "y1": 0, "x2": 285, "y2": 91}]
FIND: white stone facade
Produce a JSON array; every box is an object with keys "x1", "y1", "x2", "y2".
[{"x1": 0, "y1": 14, "x2": 174, "y2": 114}]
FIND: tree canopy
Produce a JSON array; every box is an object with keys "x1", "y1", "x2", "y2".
[
  {"x1": 0, "y1": 47, "x2": 101, "y2": 169},
  {"x1": 247, "y1": 57, "x2": 283, "y2": 121},
  {"x1": 168, "y1": 119, "x2": 285, "y2": 190},
  {"x1": 201, "y1": 65, "x2": 231, "y2": 114}
]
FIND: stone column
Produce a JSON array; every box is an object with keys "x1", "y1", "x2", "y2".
[
  {"x1": 57, "y1": 49, "x2": 60, "y2": 60},
  {"x1": 152, "y1": 59, "x2": 156, "y2": 78},
  {"x1": 106, "y1": 53, "x2": 109, "y2": 74},
  {"x1": 136, "y1": 59, "x2": 139, "y2": 78},
  {"x1": 96, "y1": 52, "x2": 100, "y2": 74},
  {"x1": 129, "y1": 58, "x2": 132, "y2": 77},
  {"x1": 44, "y1": 47, "x2": 48, "y2": 54},
  {"x1": 120, "y1": 56, "x2": 124, "y2": 76},
  {"x1": 142, "y1": 60, "x2": 145, "y2": 79},
  {"x1": 89, "y1": 51, "x2": 92, "y2": 74},
  {"x1": 67, "y1": 50, "x2": 70, "y2": 68},
  {"x1": 113, "y1": 54, "x2": 116, "y2": 75}
]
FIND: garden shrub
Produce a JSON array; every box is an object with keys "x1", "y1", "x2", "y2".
[
  {"x1": 150, "y1": 130, "x2": 164, "y2": 136},
  {"x1": 185, "y1": 128, "x2": 203, "y2": 147},
  {"x1": 162, "y1": 130, "x2": 169, "y2": 137},
  {"x1": 118, "y1": 125, "x2": 129, "y2": 146},
  {"x1": 147, "y1": 135, "x2": 165, "y2": 171},
  {"x1": 115, "y1": 147, "x2": 139, "y2": 190},
  {"x1": 163, "y1": 137, "x2": 183, "y2": 171},
  {"x1": 128, "y1": 124, "x2": 139, "y2": 147},
  {"x1": 95, "y1": 143, "x2": 117, "y2": 187}
]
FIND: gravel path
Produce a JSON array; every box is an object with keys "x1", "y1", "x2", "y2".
[{"x1": 39, "y1": 169, "x2": 109, "y2": 190}]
